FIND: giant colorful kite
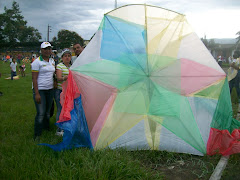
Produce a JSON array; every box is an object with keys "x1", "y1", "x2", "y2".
[{"x1": 45, "y1": 4, "x2": 240, "y2": 156}]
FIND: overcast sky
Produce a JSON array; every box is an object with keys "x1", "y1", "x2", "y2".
[{"x1": 1, "y1": 0, "x2": 240, "y2": 41}]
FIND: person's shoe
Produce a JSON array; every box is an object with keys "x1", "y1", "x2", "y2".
[
  {"x1": 59, "y1": 130, "x2": 64, "y2": 136},
  {"x1": 33, "y1": 135, "x2": 40, "y2": 142},
  {"x1": 55, "y1": 129, "x2": 64, "y2": 136}
]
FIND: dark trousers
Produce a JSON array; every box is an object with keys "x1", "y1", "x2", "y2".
[
  {"x1": 229, "y1": 71, "x2": 240, "y2": 97},
  {"x1": 54, "y1": 89, "x2": 62, "y2": 123},
  {"x1": 11, "y1": 71, "x2": 16, "y2": 80},
  {"x1": 33, "y1": 89, "x2": 54, "y2": 137}
]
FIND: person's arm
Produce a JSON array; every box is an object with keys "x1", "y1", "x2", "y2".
[
  {"x1": 32, "y1": 71, "x2": 41, "y2": 104},
  {"x1": 31, "y1": 60, "x2": 41, "y2": 104},
  {"x1": 16, "y1": 64, "x2": 18, "y2": 74},
  {"x1": 10, "y1": 63, "x2": 13, "y2": 71},
  {"x1": 56, "y1": 69, "x2": 68, "y2": 81},
  {"x1": 230, "y1": 62, "x2": 239, "y2": 70}
]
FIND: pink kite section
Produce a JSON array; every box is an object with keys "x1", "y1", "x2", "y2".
[
  {"x1": 70, "y1": 71, "x2": 117, "y2": 132},
  {"x1": 207, "y1": 128, "x2": 240, "y2": 156},
  {"x1": 181, "y1": 59, "x2": 226, "y2": 95},
  {"x1": 58, "y1": 70, "x2": 80, "y2": 123},
  {"x1": 90, "y1": 93, "x2": 117, "y2": 147},
  {"x1": 57, "y1": 69, "x2": 118, "y2": 147}
]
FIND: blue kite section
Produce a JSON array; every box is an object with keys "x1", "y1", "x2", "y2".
[
  {"x1": 40, "y1": 96, "x2": 93, "y2": 151},
  {"x1": 101, "y1": 15, "x2": 147, "y2": 70}
]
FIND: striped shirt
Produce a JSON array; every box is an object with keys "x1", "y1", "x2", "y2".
[{"x1": 56, "y1": 63, "x2": 70, "y2": 90}]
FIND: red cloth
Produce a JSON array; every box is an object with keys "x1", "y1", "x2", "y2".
[
  {"x1": 58, "y1": 70, "x2": 80, "y2": 123},
  {"x1": 207, "y1": 128, "x2": 240, "y2": 156}
]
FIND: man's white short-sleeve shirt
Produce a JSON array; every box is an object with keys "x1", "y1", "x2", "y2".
[
  {"x1": 31, "y1": 56, "x2": 55, "y2": 90},
  {"x1": 10, "y1": 62, "x2": 17, "y2": 72}
]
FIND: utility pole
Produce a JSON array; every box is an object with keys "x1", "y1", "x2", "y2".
[
  {"x1": 47, "y1": 24, "x2": 51, "y2": 42},
  {"x1": 115, "y1": 0, "x2": 117, "y2": 9}
]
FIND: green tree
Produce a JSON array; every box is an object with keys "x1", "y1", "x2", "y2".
[
  {"x1": 0, "y1": 13, "x2": 5, "y2": 42},
  {"x1": 236, "y1": 31, "x2": 240, "y2": 44},
  {"x1": 236, "y1": 31, "x2": 240, "y2": 52},
  {"x1": 55, "y1": 29, "x2": 84, "y2": 49},
  {"x1": 201, "y1": 38, "x2": 209, "y2": 48},
  {"x1": 52, "y1": 36, "x2": 57, "y2": 43},
  {"x1": 0, "y1": 1, "x2": 41, "y2": 43},
  {"x1": 207, "y1": 39, "x2": 219, "y2": 55},
  {"x1": 200, "y1": 38, "x2": 218, "y2": 55},
  {"x1": 51, "y1": 36, "x2": 59, "y2": 49},
  {"x1": 18, "y1": 26, "x2": 41, "y2": 42}
]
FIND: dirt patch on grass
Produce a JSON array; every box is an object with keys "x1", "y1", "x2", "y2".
[
  {"x1": 154, "y1": 159, "x2": 214, "y2": 180},
  {"x1": 129, "y1": 151, "x2": 222, "y2": 180},
  {"x1": 133, "y1": 151, "x2": 240, "y2": 180}
]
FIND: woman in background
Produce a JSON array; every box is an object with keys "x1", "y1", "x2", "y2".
[{"x1": 55, "y1": 48, "x2": 71, "y2": 136}]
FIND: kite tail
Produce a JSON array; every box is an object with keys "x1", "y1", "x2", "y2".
[
  {"x1": 207, "y1": 127, "x2": 240, "y2": 156},
  {"x1": 40, "y1": 70, "x2": 93, "y2": 151},
  {"x1": 40, "y1": 95, "x2": 93, "y2": 151},
  {"x1": 58, "y1": 70, "x2": 80, "y2": 123}
]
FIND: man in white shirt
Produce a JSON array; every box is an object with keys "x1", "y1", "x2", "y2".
[
  {"x1": 10, "y1": 58, "x2": 18, "y2": 80},
  {"x1": 31, "y1": 42, "x2": 55, "y2": 140}
]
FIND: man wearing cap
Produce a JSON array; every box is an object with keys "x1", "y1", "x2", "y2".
[
  {"x1": 31, "y1": 42, "x2": 55, "y2": 140},
  {"x1": 71, "y1": 43, "x2": 84, "y2": 64}
]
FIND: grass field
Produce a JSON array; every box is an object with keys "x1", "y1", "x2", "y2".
[{"x1": 0, "y1": 61, "x2": 239, "y2": 179}]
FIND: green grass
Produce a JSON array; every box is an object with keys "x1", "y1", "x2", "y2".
[
  {"x1": 220, "y1": 62, "x2": 230, "y2": 68},
  {"x1": 0, "y1": 61, "x2": 239, "y2": 179}
]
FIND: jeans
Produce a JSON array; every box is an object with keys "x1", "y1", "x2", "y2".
[
  {"x1": 229, "y1": 71, "x2": 240, "y2": 98},
  {"x1": 54, "y1": 89, "x2": 62, "y2": 123},
  {"x1": 33, "y1": 89, "x2": 54, "y2": 137},
  {"x1": 11, "y1": 71, "x2": 16, "y2": 80}
]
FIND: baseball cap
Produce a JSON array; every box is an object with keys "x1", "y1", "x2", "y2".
[
  {"x1": 61, "y1": 48, "x2": 72, "y2": 57},
  {"x1": 41, "y1": 42, "x2": 52, "y2": 49}
]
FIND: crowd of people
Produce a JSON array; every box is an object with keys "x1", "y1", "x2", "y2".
[
  {"x1": 1, "y1": 53, "x2": 37, "y2": 80},
  {"x1": 31, "y1": 42, "x2": 83, "y2": 140}
]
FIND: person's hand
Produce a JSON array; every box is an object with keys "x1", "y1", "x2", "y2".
[
  {"x1": 62, "y1": 75, "x2": 68, "y2": 81},
  {"x1": 35, "y1": 93, "x2": 41, "y2": 104}
]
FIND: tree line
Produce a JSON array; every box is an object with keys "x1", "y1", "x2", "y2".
[{"x1": 0, "y1": 1, "x2": 84, "y2": 51}]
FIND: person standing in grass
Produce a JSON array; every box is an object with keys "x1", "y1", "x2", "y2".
[
  {"x1": 10, "y1": 58, "x2": 18, "y2": 80},
  {"x1": 229, "y1": 53, "x2": 240, "y2": 98},
  {"x1": 54, "y1": 48, "x2": 71, "y2": 136},
  {"x1": 19, "y1": 63, "x2": 26, "y2": 77},
  {"x1": 31, "y1": 42, "x2": 55, "y2": 140}
]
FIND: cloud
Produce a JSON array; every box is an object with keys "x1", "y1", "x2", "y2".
[
  {"x1": 1, "y1": 0, "x2": 240, "y2": 40},
  {"x1": 186, "y1": 8, "x2": 240, "y2": 38}
]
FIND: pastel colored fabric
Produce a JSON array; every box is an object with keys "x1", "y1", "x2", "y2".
[{"x1": 50, "y1": 4, "x2": 240, "y2": 155}]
